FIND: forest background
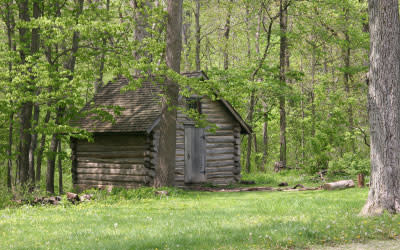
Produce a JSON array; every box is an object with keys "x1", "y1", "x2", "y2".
[{"x1": 0, "y1": 0, "x2": 370, "y2": 194}]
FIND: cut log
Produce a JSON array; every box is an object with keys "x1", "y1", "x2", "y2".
[{"x1": 322, "y1": 180, "x2": 355, "y2": 190}]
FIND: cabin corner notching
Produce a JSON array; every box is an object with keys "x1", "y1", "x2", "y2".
[{"x1": 71, "y1": 72, "x2": 251, "y2": 190}]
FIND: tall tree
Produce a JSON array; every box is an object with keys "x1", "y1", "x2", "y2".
[
  {"x1": 17, "y1": 0, "x2": 33, "y2": 186},
  {"x1": 361, "y1": 0, "x2": 400, "y2": 215},
  {"x1": 154, "y1": 0, "x2": 183, "y2": 187},
  {"x1": 279, "y1": 0, "x2": 288, "y2": 169}
]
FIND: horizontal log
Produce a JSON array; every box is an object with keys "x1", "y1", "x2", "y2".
[
  {"x1": 176, "y1": 149, "x2": 184, "y2": 156},
  {"x1": 175, "y1": 175, "x2": 184, "y2": 181},
  {"x1": 74, "y1": 183, "x2": 144, "y2": 191},
  {"x1": 77, "y1": 162, "x2": 145, "y2": 169},
  {"x1": 206, "y1": 166, "x2": 235, "y2": 173},
  {"x1": 207, "y1": 154, "x2": 234, "y2": 161},
  {"x1": 76, "y1": 167, "x2": 154, "y2": 176},
  {"x1": 207, "y1": 160, "x2": 235, "y2": 168},
  {"x1": 207, "y1": 173, "x2": 235, "y2": 178},
  {"x1": 323, "y1": 180, "x2": 355, "y2": 190},
  {"x1": 207, "y1": 143, "x2": 235, "y2": 149},
  {"x1": 175, "y1": 169, "x2": 184, "y2": 175},
  {"x1": 176, "y1": 161, "x2": 184, "y2": 167},
  {"x1": 206, "y1": 148, "x2": 234, "y2": 155},
  {"x1": 78, "y1": 157, "x2": 144, "y2": 164},
  {"x1": 77, "y1": 151, "x2": 145, "y2": 159},
  {"x1": 78, "y1": 174, "x2": 152, "y2": 183},
  {"x1": 78, "y1": 135, "x2": 147, "y2": 146},
  {"x1": 75, "y1": 180, "x2": 149, "y2": 187},
  {"x1": 76, "y1": 145, "x2": 148, "y2": 152},
  {"x1": 205, "y1": 131, "x2": 234, "y2": 136},
  {"x1": 207, "y1": 136, "x2": 235, "y2": 143}
]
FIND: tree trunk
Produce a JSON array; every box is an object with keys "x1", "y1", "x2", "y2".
[
  {"x1": 28, "y1": 104, "x2": 40, "y2": 184},
  {"x1": 245, "y1": 92, "x2": 255, "y2": 173},
  {"x1": 17, "y1": 0, "x2": 32, "y2": 186},
  {"x1": 5, "y1": 1, "x2": 15, "y2": 190},
  {"x1": 96, "y1": 0, "x2": 110, "y2": 92},
  {"x1": 154, "y1": 0, "x2": 182, "y2": 187},
  {"x1": 223, "y1": 0, "x2": 232, "y2": 70},
  {"x1": 195, "y1": 0, "x2": 201, "y2": 71},
  {"x1": 261, "y1": 102, "x2": 268, "y2": 170},
  {"x1": 361, "y1": 0, "x2": 400, "y2": 215},
  {"x1": 7, "y1": 113, "x2": 14, "y2": 190},
  {"x1": 36, "y1": 110, "x2": 51, "y2": 183},
  {"x1": 46, "y1": 135, "x2": 59, "y2": 194},
  {"x1": 183, "y1": 6, "x2": 192, "y2": 71},
  {"x1": 343, "y1": 21, "x2": 355, "y2": 152},
  {"x1": 58, "y1": 140, "x2": 63, "y2": 195},
  {"x1": 279, "y1": 0, "x2": 288, "y2": 168}
]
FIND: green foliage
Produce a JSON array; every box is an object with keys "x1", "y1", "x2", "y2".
[{"x1": 328, "y1": 152, "x2": 370, "y2": 177}]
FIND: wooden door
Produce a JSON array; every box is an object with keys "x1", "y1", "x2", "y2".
[{"x1": 184, "y1": 125, "x2": 206, "y2": 183}]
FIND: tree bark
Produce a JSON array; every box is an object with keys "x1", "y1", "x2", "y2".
[
  {"x1": 154, "y1": 0, "x2": 182, "y2": 187},
  {"x1": 343, "y1": 8, "x2": 355, "y2": 152},
  {"x1": 245, "y1": 92, "x2": 255, "y2": 173},
  {"x1": 223, "y1": 0, "x2": 233, "y2": 70},
  {"x1": 58, "y1": 140, "x2": 63, "y2": 195},
  {"x1": 361, "y1": 0, "x2": 400, "y2": 215},
  {"x1": 95, "y1": 0, "x2": 110, "y2": 93},
  {"x1": 194, "y1": 0, "x2": 201, "y2": 71},
  {"x1": 279, "y1": 0, "x2": 288, "y2": 168},
  {"x1": 46, "y1": 134, "x2": 59, "y2": 194},
  {"x1": 7, "y1": 113, "x2": 14, "y2": 190},
  {"x1": 4, "y1": 0, "x2": 15, "y2": 190},
  {"x1": 28, "y1": 104, "x2": 39, "y2": 184},
  {"x1": 183, "y1": 7, "x2": 192, "y2": 71},
  {"x1": 17, "y1": 0, "x2": 32, "y2": 186},
  {"x1": 261, "y1": 102, "x2": 268, "y2": 170}
]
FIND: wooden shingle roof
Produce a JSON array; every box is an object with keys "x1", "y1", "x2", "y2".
[
  {"x1": 72, "y1": 71, "x2": 251, "y2": 134},
  {"x1": 72, "y1": 77, "x2": 162, "y2": 133}
]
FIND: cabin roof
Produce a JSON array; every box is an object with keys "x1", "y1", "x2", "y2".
[{"x1": 72, "y1": 71, "x2": 251, "y2": 134}]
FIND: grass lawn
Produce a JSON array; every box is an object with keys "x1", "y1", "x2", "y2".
[{"x1": 1, "y1": 188, "x2": 400, "y2": 249}]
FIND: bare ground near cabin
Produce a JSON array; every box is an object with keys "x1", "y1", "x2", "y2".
[{"x1": 311, "y1": 239, "x2": 400, "y2": 250}]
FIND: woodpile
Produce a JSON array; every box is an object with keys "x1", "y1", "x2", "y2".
[{"x1": 12, "y1": 193, "x2": 93, "y2": 206}]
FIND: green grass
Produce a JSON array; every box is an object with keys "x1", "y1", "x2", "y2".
[{"x1": 1, "y1": 188, "x2": 400, "y2": 249}]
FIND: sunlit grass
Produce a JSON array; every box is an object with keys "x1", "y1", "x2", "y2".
[{"x1": 1, "y1": 188, "x2": 399, "y2": 249}]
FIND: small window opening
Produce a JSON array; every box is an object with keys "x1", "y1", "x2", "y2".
[{"x1": 186, "y1": 97, "x2": 201, "y2": 114}]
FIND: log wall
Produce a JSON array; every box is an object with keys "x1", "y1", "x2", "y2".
[
  {"x1": 202, "y1": 97, "x2": 241, "y2": 186},
  {"x1": 73, "y1": 134, "x2": 154, "y2": 190},
  {"x1": 163, "y1": 97, "x2": 242, "y2": 187}
]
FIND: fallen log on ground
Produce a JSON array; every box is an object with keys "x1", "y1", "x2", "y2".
[
  {"x1": 188, "y1": 186, "x2": 321, "y2": 193},
  {"x1": 322, "y1": 180, "x2": 355, "y2": 190}
]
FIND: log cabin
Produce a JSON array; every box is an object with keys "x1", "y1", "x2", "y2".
[{"x1": 71, "y1": 71, "x2": 251, "y2": 190}]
